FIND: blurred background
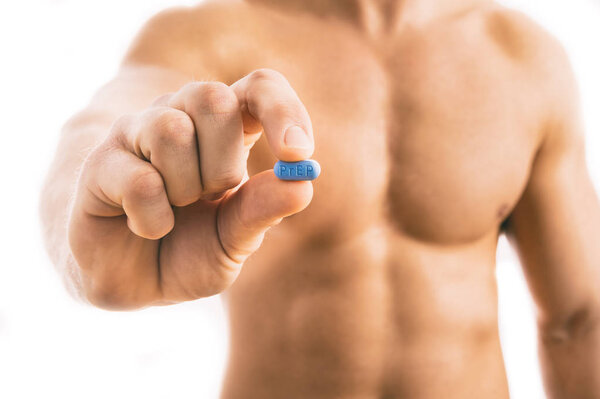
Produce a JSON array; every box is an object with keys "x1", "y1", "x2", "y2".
[{"x1": 0, "y1": 1, "x2": 598, "y2": 398}]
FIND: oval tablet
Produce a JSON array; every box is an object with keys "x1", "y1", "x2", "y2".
[{"x1": 274, "y1": 159, "x2": 321, "y2": 181}]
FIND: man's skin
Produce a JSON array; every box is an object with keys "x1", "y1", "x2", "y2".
[{"x1": 40, "y1": 0, "x2": 600, "y2": 397}]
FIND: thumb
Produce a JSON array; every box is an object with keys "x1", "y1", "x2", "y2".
[{"x1": 217, "y1": 170, "x2": 313, "y2": 263}]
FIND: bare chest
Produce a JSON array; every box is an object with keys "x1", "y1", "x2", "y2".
[{"x1": 246, "y1": 22, "x2": 540, "y2": 245}]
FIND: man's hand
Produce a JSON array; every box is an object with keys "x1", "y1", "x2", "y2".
[{"x1": 67, "y1": 69, "x2": 315, "y2": 309}]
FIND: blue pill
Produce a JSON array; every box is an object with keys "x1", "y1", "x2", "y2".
[{"x1": 274, "y1": 159, "x2": 321, "y2": 181}]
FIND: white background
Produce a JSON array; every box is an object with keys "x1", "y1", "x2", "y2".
[{"x1": 0, "y1": 1, "x2": 599, "y2": 398}]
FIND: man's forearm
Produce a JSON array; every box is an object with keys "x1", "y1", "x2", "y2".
[
  {"x1": 539, "y1": 309, "x2": 600, "y2": 398},
  {"x1": 40, "y1": 117, "x2": 115, "y2": 297}
]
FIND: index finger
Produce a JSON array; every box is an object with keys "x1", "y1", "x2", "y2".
[{"x1": 230, "y1": 69, "x2": 314, "y2": 162}]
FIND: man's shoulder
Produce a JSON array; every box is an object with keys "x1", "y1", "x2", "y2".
[
  {"x1": 480, "y1": 5, "x2": 571, "y2": 77},
  {"x1": 480, "y1": 5, "x2": 577, "y2": 118},
  {"x1": 478, "y1": 4, "x2": 582, "y2": 152},
  {"x1": 123, "y1": 1, "x2": 263, "y2": 81},
  {"x1": 146, "y1": 0, "x2": 258, "y2": 34}
]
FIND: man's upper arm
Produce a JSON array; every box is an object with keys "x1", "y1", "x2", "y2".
[{"x1": 504, "y1": 35, "x2": 600, "y2": 338}]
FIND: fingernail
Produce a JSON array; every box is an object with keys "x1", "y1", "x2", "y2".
[{"x1": 283, "y1": 125, "x2": 311, "y2": 150}]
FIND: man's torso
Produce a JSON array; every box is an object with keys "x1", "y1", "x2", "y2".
[{"x1": 152, "y1": 2, "x2": 550, "y2": 397}]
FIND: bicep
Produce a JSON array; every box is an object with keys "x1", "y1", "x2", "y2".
[{"x1": 505, "y1": 88, "x2": 600, "y2": 332}]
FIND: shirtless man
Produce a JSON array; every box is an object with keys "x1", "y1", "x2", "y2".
[{"x1": 40, "y1": 0, "x2": 600, "y2": 397}]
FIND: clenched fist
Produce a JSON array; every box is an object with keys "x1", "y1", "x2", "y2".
[{"x1": 68, "y1": 69, "x2": 315, "y2": 309}]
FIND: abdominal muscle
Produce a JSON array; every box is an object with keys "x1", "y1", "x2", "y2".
[{"x1": 220, "y1": 222, "x2": 510, "y2": 399}]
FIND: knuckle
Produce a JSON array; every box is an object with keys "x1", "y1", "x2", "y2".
[
  {"x1": 109, "y1": 114, "x2": 134, "y2": 139},
  {"x1": 189, "y1": 82, "x2": 239, "y2": 114},
  {"x1": 249, "y1": 68, "x2": 286, "y2": 84},
  {"x1": 126, "y1": 169, "x2": 165, "y2": 201},
  {"x1": 79, "y1": 142, "x2": 114, "y2": 182},
  {"x1": 153, "y1": 109, "x2": 195, "y2": 147},
  {"x1": 81, "y1": 146, "x2": 104, "y2": 172}
]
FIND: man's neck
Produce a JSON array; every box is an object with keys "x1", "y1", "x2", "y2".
[{"x1": 245, "y1": 0, "x2": 490, "y2": 35}]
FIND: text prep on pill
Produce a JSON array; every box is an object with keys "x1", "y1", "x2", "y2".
[{"x1": 274, "y1": 159, "x2": 321, "y2": 181}]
